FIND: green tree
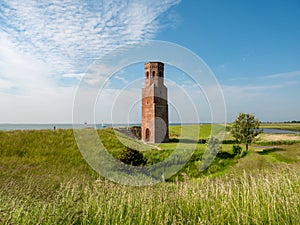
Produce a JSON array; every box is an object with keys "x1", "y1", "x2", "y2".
[{"x1": 231, "y1": 113, "x2": 262, "y2": 151}]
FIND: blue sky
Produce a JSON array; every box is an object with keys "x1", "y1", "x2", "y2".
[{"x1": 0, "y1": 0, "x2": 299, "y2": 123}]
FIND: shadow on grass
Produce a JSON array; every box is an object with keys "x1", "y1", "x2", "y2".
[
  {"x1": 258, "y1": 148, "x2": 285, "y2": 155},
  {"x1": 169, "y1": 138, "x2": 239, "y2": 145},
  {"x1": 217, "y1": 151, "x2": 235, "y2": 159},
  {"x1": 222, "y1": 140, "x2": 238, "y2": 144},
  {"x1": 169, "y1": 138, "x2": 207, "y2": 144},
  {"x1": 169, "y1": 138, "x2": 179, "y2": 143},
  {"x1": 169, "y1": 138, "x2": 199, "y2": 143}
]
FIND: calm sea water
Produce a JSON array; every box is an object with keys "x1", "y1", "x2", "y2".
[
  {"x1": 262, "y1": 128, "x2": 299, "y2": 134},
  {"x1": 0, "y1": 123, "x2": 139, "y2": 131},
  {"x1": 0, "y1": 124, "x2": 298, "y2": 134}
]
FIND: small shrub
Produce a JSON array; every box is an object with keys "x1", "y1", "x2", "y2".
[
  {"x1": 129, "y1": 126, "x2": 141, "y2": 139},
  {"x1": 240, "y1": 150, "x2": 247, "y2": 157},
  {"x1": 232, "y1": 145, "x2": 242, "y2": 156},
  {"x1": 118, "y1": 147, "x2": 147, "y2": 166},
  {"x1": 198, "y1": 139, "x2": 207, "y2": 144},
  {"x1": 217, "y1": 151, "x2": 234, "y2": 159}
]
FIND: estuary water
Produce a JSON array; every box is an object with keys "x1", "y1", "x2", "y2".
[
  {"x1": 0, "y1": 123, "x2": 187, "y2": 131},
  {"x1": 0, "y1": 123, "x2": 142, "y2": 131},
  {"x1": 0, "y1": 124, "x2": 298, "y2": 134},
  {"x1": 262, "y1": 128, "x2": 299, "y2": 134}
]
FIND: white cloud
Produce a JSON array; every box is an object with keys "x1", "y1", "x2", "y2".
[
  {"x1": 114, "y1": 75, "x2": 128, "y2": 84},
  {"x1": 1, "y1": 0, "x2": 180, "y2": 75},
  {"x1": 221, "y1": 82, "x2": 300, "y2": 122},
  {"x1": 0, "y1": 87, "x2": 77, "y2": 123},
  {"x1": 0, "y1": 78, "x2": 14, "y2": 90},
  {"x1": 0, "y1": 35, "x2": 54, "y2": 94},
  {"x1": 0, "y1": 0, "x2": 181, "y2": 122},
  {"x1": 62, "y1": 73, "x2": 85, "y2": 80},
  {"x1": 165, "y1": 80, "x2": 177, "y2": 86},
  {"x1": 223, "y1": 84, "x2": 282, "y2": 95}
]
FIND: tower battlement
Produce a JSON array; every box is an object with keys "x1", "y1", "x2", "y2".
[{"x1": 144, "y1": 62, "x2": 165, "y2": 87}]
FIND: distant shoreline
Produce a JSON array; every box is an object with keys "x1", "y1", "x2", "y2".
[
  {"x1": 0, "y1": 123, "x2": 299, "y2": 134},
  {"x1": 0, "y1": 123, "x2": 206, "y2": 131}
]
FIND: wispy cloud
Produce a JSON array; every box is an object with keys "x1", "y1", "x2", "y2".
[
  {"x1": 231, "y1": 84, "x2": 283, "y2": 91},
  {"x1": 114, "y1": 75, "x2": 128, "y2": 84},
  {"x1": 222, "y1": 84, "x2": 283, "y2": 99},
  {"x1": 0, "y1": 0, "x2": 181, "y2": 122},
  {"x1": 262, "y1": 70, "x2": 300, "y2": 79},
  {"x1": 62, "y1": 73, "x2": 85, "y2": 80},
  {"x1": 1, "y1": 0, "x2": 180, "y2": 75}
]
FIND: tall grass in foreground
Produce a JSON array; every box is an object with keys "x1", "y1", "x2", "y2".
[{"x1": 1, "y1": 165, "x2": 299, "y2": 225}]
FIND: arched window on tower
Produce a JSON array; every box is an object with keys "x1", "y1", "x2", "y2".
[
  {"x1": 152, "y1": 71, "x2": 155, "y2": 77},
  {"x1": 146, "y1": 71, "x2": 149, "y2": 78},
  {"x1": 159, "y1": 71, "x2": 162, "y2": 77}
]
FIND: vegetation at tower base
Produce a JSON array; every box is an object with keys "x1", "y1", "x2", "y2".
[
  {"x1": 231, "y1": 113, "x2": 262, "y2": 151},
  {"x1": 0, "y1": 124, "x2": 299, "y2": 224},
  {"x1": 129, "y1": 126, "x2": 141, "y2": 139}
]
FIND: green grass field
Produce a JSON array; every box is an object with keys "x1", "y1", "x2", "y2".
[{"x1": 0, "y1": 124, "x2": 299, "y2": 224}]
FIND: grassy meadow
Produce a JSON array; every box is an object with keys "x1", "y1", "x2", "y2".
[{"x1": 0, "y1": 124, "x2": 299, "y2": 224}]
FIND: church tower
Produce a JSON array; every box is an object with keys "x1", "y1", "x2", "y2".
[{"x1": 142, "y1": 62, "x2": 169, "y2": 143}]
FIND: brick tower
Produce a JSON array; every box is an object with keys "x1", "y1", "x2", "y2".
[{"x1": 142, "y1": 62, "x2": 169, "y2": 143}]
